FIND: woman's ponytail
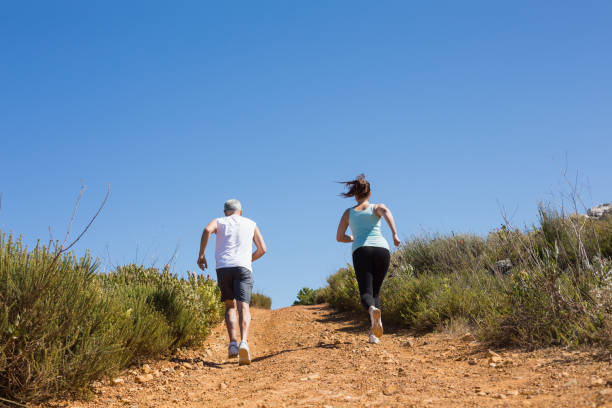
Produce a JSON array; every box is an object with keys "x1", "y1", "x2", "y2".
[{"x1": 339, "y1": 174, "x2": 371, "y2": 200}]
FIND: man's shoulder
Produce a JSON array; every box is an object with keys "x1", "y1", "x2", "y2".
[
  {"x1": 217, "y1": 215, "x2": 256, "y2": 225},
  {"x1": 240, "y1": 216, "x2": 257, "y2": 227}
]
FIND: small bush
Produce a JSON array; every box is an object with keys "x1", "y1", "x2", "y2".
[
  {"x1": 324, "y1": 266, "x2": 362, "y2": 311},
  {"x1": 293, "y1": 287, "x2": 326, "y2": 305},
  {"x1": 250, "y1": 292, "x2": 272, "y2": 309},
  {"x1": 480, "y1": 260, "x2": 612, "y2": 347},
  {"x1": 0, "y1": 234, "x2": 129, "y2": 402},
  {"x1": 397, "y1": 234, "x2": 486, "y2": 275},
  {"x1": 102, "y1": 264, "x2": 224, "y2": 349},
  {"x1": 396, "y1": 271, "x2": 500, "y2": 332}
]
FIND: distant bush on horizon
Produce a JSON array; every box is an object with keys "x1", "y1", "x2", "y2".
[
  {"x1": 293, "y1": 287, "x2": 327, "y2": 305},
  {"x1": 250, "y1": 292, "x2": 272, "y2": 309}
]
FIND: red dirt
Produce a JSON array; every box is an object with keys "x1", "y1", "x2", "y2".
[{"x1": 45, "y1": 305, "x2": 612, "y2": 407}]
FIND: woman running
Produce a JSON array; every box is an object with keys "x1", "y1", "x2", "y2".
[{"x1": 336, "y1": 174, "x2": 401, "y2": 344}]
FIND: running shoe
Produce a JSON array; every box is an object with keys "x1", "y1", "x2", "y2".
[
  {"x1": 238, "y1": 341, "x2": 251, "y2": 366},
  {"x1": 228, "y1": 342, "x2": 239, "y2": 359},
  {"x1": 369, "y1": 333, "x2": 380, "y2": 344},
  {"x1": 369, "y1": 306, "x2": 383, "y2": 338}
]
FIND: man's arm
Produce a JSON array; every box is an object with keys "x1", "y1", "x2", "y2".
[
  {"x1": 197, "y1": 219, "x2": 218, "y2": 270},
  {"x1": 252, "y1": 226, "x2": 267, "y2": 262}
]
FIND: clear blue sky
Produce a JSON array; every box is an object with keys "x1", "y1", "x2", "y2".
[{"x1": 1, "y1": 2, "x2": 611, "y2": 308}]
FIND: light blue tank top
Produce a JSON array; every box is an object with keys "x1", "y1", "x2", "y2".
[{"x1": 349, "y1": 204, "x2": 390, "y2": 253}]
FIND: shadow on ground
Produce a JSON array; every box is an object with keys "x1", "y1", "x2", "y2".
[
  {"x1": 169, "y1": 343, "x2": 344, "y2": 367},
  {"x1": 313, "y1": 305, "x2": 413, "y2": 336}
]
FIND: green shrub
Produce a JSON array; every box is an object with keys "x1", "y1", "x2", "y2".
[
  {"x1": 396, "y1": 271, "x2": 501, "y2": 332},
  {"x1": 250, "y1": 292, "x2": 272, "y2": 309},
  {"x1": 595, "y1": 216, "x2": 612, "y2": 258},
  {"x1": 395, "y1": 234, "x2": 487, "y2": 275},
  {"x1": 476, "y1": 207, "x2": 612, "y2": 347},
  {"x1": 102, "y1": 264, "x2": 223, "y2": 349},
  {"x1": 480, "y1": 259, "x2": 612, "y2": 347},
  {"x1": 324, "y1": 266, "x2": 362, "y2": 311},
  {"x1": 293, "y1": 287, "x2": 326, "y2": 305},
  {"x1": 0, "y1": 233, "x2": 223, "y2": 404},
  {"x1": 0, "y1": 234, "x2": 129, "y2": 402},
  {"x1": 106, "y1": 284, "x2": 174, "y2": 358}
]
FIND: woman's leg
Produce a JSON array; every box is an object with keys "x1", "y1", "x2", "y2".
[
  {"x1": 371, "y1": 248, "x2": 391, "y2": 309},
  {"x1": 352, "y1": 247, "x2": 376, "y2": 309}
]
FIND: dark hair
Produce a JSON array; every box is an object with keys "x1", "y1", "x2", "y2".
[{"x1": 339, "y1": 174, "x2": 371, "y2": 200}]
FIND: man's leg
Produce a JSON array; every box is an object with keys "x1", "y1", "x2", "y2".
[
  {"x1": 236, "y1": 301, "x2": 251, "y2": 343},
  {"x1": 235, "y1": 267, "x2": 254, "y2": 365},
  {"x1": 217, "y1": 268, "x2": 238, "y2": 344},
  {"x1": 224, "y1": 299, "x2": 238, "y2": 343}
]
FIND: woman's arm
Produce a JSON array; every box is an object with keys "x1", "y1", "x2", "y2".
[
  {"x1": 336, "y1": 209, "x2": 354, "y2": 243},
  {"x1": 374, "y1": 204, "x2": 401, "y2": 246}
]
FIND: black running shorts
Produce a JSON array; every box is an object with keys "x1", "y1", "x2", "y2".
[{"x1": 216, "y1": 266, "x2": 254, "y2": 303}]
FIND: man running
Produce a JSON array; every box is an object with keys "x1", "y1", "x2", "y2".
[{"x1": 197, "y1": 199, "x2": 266, "y2": 365}]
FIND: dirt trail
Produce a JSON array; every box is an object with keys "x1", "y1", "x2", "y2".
[{"x1": 48, "y1": 305, "x2": 611, "y2": 407}]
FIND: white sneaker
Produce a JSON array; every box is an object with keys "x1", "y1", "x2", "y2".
[
  {"x1": 369, "y1": 306, "x2": 383, "y2": 338},
  {"x1": 228, "y1": 342, "x2": 239, "y2": 358},
  {"x1": 369, "y1": 333, "x2": 380, "y2": 344},
  {"x1": 238, "y1": 341, "x2": 251, "y2": 366}
]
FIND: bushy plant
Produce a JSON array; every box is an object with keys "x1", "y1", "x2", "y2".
[
  {"x1": 396, "y1": 234, "x2": 486, "y2": 275},
  {"x1": 396, "y1": 271, "x2": 501, "y2": 332},
  {"x1": 0, "y1": 234, "x2": 129, "y2": 402},
  {"x1": 324, "y1": 266, "x2": 362, "y2": 311},
  {"x1": 293, "y1": 287, "x2": 326, "y2": 305},
  {"x1": 480, "y1": 253, "x2": 612, "y2": 347},
  {"x1": 250, "y1": 292, "x2": 272, "y2": 309},
  {"x1": 102, "y1": 264, "x2": 223, "y2": 348},
  {"x1": 0, "y1": 233, "x2": 223, "y2": 404}
]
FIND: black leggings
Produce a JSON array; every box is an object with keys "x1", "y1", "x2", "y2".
[{"x1": 352, "y1": 246, "x2": 391, "y2": 310}]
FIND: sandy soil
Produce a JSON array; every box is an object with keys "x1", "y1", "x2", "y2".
[{"x1": 44, "y1": 305, "x2": 612, "y2": 407}]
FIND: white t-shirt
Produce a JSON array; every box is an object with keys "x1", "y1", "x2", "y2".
[{"x1": 215, "y1": 215, "x2": 256, "y2": 271}]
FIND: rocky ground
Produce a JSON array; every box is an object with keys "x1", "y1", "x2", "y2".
[{"x1": 43, "y1": 305, "x2": 611, "y2": 407}]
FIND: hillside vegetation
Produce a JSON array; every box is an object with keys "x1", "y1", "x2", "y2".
[
  {"x1": 0, "y1": 234, "x2": 226, "y2": 404},
  {"x1": 298, "y1": 206, "x2": 612, "y2": 348},
  {"x1": 250, "y1": 292, "x2": 273, "y2": 309}
]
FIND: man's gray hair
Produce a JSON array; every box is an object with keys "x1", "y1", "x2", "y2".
[{"x1": 224, "y1": 199, "x2": 242, "y2": 213}]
